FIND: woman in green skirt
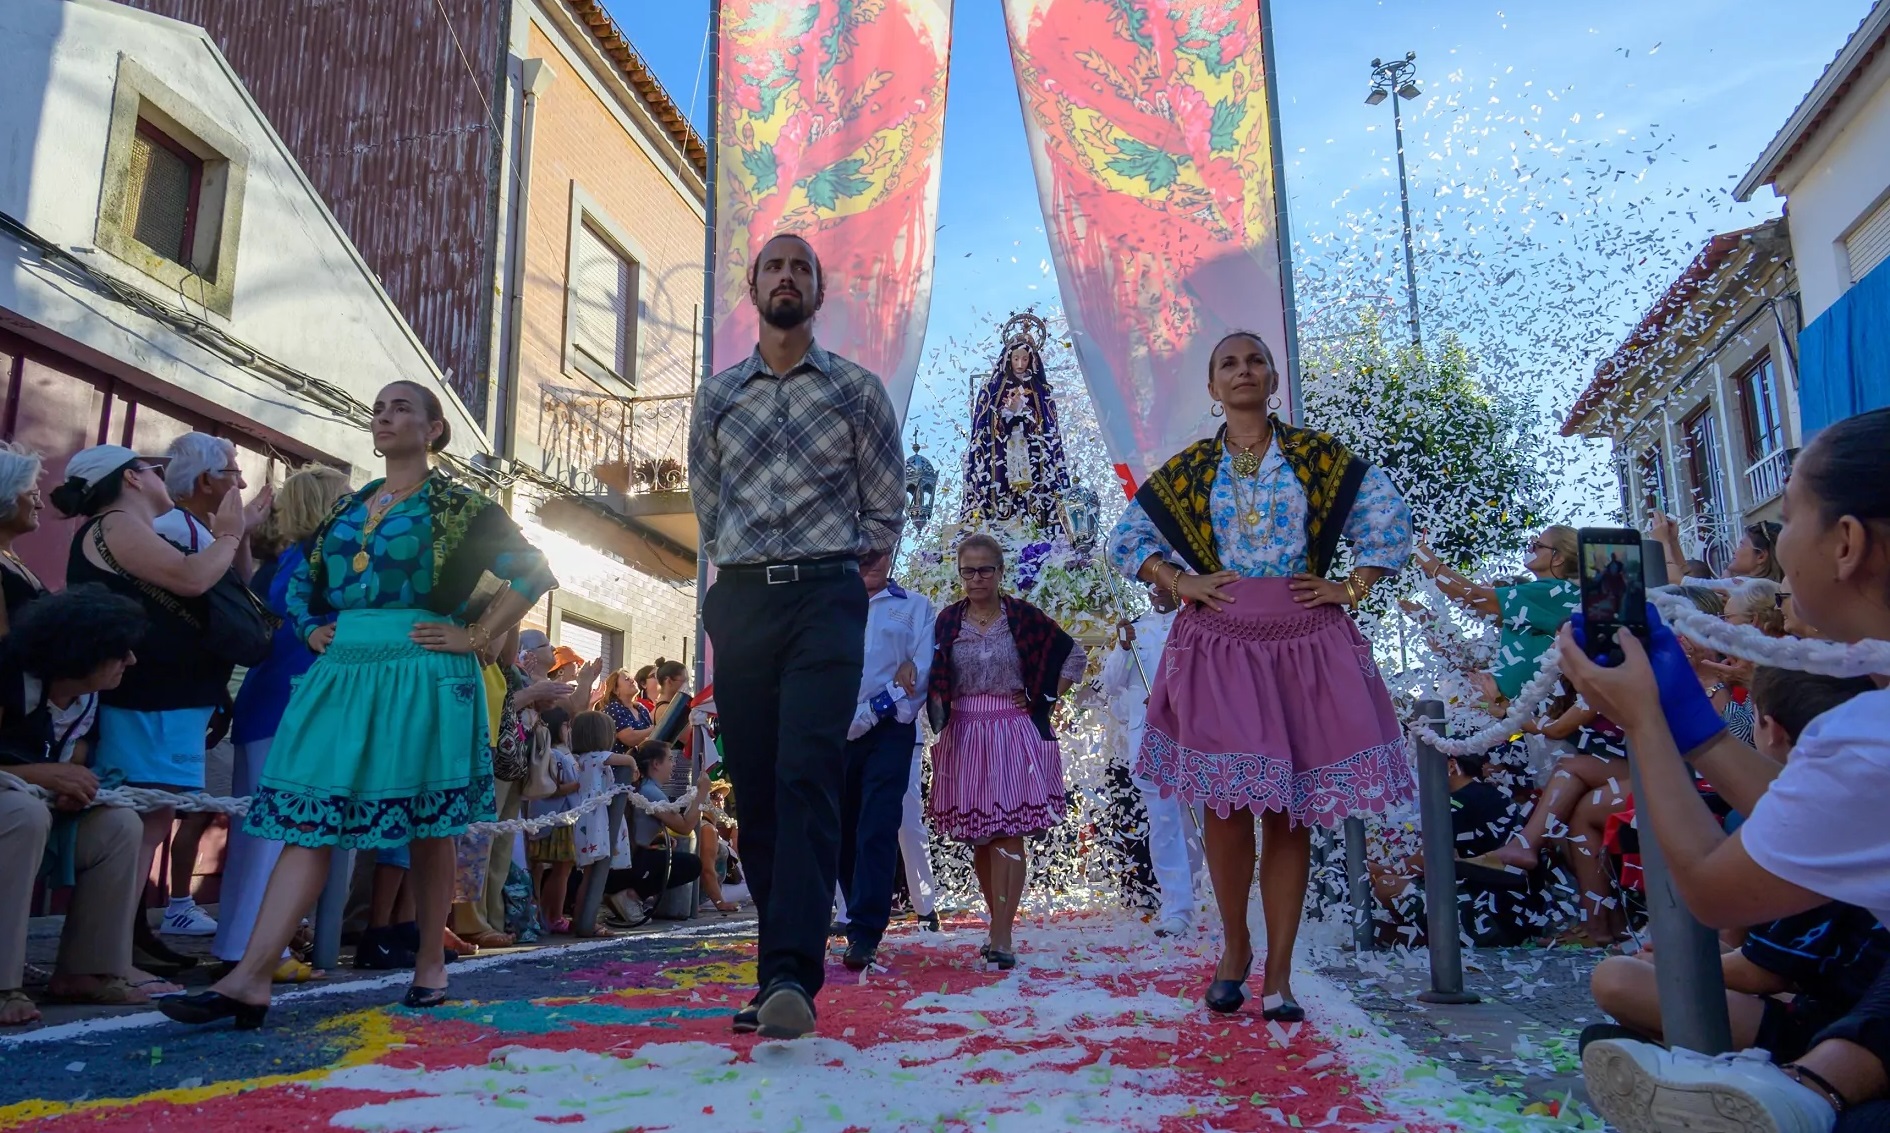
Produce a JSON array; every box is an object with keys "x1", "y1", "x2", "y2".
[{"x1": 162, "y1": 381, "x2": 556, "y2": 1028}]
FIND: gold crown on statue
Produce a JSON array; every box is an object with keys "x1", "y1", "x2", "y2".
[{"x1": 1001, "y1": 312, "x2": 1049, "y2": 353}]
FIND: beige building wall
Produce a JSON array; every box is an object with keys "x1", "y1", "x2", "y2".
[{"x1": 508, "y1": 13, "x2": 705, "y2": 676}]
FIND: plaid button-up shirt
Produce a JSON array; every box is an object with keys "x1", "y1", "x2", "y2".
[{"x1": 689, "y1": 341, "x2": 906, "y2": 566}]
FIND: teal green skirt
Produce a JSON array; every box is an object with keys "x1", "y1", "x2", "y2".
[{"x1": 243, "y1": 608, "x2": 494, "y2": 850}]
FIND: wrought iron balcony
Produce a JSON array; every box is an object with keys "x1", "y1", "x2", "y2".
[
  {"x1": 1680, "y1": 509, "x2": 1735, "y2": 573},
  {"x1": 1744, "y1": 447, "x2": 1797, "y2": 507},
  {"x1": 538, "y1": 386, "x2": 691, "y2": 499}
]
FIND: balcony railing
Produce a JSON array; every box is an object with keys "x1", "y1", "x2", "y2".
[
  {"x1": 1680, "y1": 509, "x2": 1736, "y2": 574},
  {"x1": 1744, "y1": 446, "x2": 1797, "y2": 507},
  {"x1": 538, "y1": 386, "x2": 691, "y2": 499}
]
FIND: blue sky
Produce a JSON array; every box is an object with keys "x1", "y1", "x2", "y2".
[{"x1": 610, "y1": 0, "x2": 1872, "y2": 518}]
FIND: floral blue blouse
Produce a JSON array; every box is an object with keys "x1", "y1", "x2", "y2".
[
  {"x1": 287, "y1": 480, "x2": 556, "y2": 641},
  {"x1": 1108, "y1": 439, "x2": 1413, "y2": 578}
]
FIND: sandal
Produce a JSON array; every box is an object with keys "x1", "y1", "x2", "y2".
[
  {"x1": 44, "y1": 976, "x2": 148, "y2": 1006},
  {"x1": 1, "y1": 988, "x2": 40, "y2": 1026},
  {"x1": 460, "y1": 930, "x2": 514, "y2": 950},
  {"x1": 128, "y1": 974, "x2": 184, "y2": 997}
]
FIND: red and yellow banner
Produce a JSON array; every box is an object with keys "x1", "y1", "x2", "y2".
[
  {"x1": 712, "y1": 0, "x2": 954, "y2": 424},
  {"x1": 1003, "y1": 0, "x2": 1294, "y2": 493}
]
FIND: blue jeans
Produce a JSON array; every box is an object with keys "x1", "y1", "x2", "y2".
[{"x1": 840, "y1": 718, "x2": 917, "y2": 947}]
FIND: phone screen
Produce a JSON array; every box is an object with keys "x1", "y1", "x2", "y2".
[{"x1": 1578, "y1": 528, "x2": 1647, "y2": 662}]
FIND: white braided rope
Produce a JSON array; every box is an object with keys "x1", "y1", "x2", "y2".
[
  {"x1": 1650, "y1": 585, "x2": 1890, "y2": 678},
  {"x1": 0, "y1": 770, "x2": 697, "y2": 837},
  {"x1": 1406, "y1": 581, "x2": 1890, "y2": 758}
]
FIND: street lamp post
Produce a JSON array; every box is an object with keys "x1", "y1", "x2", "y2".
[{"x1": 1366, "y1": 52, "x2": 1423, "y2": 348}]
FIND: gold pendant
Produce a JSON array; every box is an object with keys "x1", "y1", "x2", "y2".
[
  {"x1": 351, "y1": 550, "x2": 370, "y2": 573},
  {"x1": 1244, "y1": 510, "x2": 1262, "y2": 528},
  {"x1": 1231, "y1": 451, "x2": 1261, "y2": 477}
]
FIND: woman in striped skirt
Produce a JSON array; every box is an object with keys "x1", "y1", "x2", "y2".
[{"x1": 926, "y1": 533, "x2": 1085, "y2": 969}]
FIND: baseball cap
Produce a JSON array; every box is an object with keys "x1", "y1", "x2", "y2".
[
  {"x1": 518, "y1": 629, "x2": 551, "y2": 653},
  {"x1": 63, "y1": 445, "x2": 165, "y2": 490}
]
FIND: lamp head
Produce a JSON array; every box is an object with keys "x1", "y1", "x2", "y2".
[
  {"x1": 1365, "y1": 87, "x2": 1388, "y2": 106},
  {"x1": 1398, "y1": 81, "x2": 1422, "y2": 100}
]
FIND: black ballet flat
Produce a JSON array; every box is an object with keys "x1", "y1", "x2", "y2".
[
  {"x1": 1204, "y1": 955, "x2": 1252, "y2": 1015},
  {"x1": 1261, "y1": 993, "x2": 1305, "y2": 1023},
  {"x1": 158, "y1": 990, "x2": 268, "y2": 1030},
  {"x1": 402, "y1": 985, "x2": 450, "y2": 1009},
  {"x1": 986, "y1": 948, "x2": 1017, "y2": 971}
]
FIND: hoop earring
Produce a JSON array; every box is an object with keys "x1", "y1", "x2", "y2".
[
  {"x1": 372, "y1": 446, "x2": 384, "y2": 458},
  {"x1": 1210, "y1": 402, "x2": 1225, "y2": 418},
  {"x1": 1268, "y1": 395, "x2": 1282, "y2": 411}
]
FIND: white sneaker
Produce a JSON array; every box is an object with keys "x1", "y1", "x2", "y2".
[
  {"x1": 1583, "y1": 1039, "x2": 1837, "y2": 1133},
  {"x1": 1154, "y1": 917, "x2": 1192, "y2": 938},
  {"x1": 160, "y1": 903, "x2": 219, "y2": 936}
]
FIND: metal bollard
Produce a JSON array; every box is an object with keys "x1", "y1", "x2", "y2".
[
  {"x1": 1413, "y1": 699, "x2": 1478, "y2": 1004},
  {"x1": 311, "y1": 847, "x2": 355, "y2": 971},
  {"x1": 574, "y1": 767, "x2": 637, "y2": 936},
  {"x1": 1343, "y1": 816, "x2": 1375, "y2": 952},
  {"x1": 1627, "y1": 535, "x2": 1731, "y2": 1052}
]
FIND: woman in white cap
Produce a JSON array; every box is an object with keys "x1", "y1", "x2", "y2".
[{"x1": 52, "y1": 444, "x2": 245, "y2": 985}]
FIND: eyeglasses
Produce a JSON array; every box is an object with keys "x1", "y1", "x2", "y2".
[
  {"x1": 1528, "y1": 542, "x2": 1556, "y2": 554},
  {"x1": 1774, "y1": 591, "x2": 1792, "y2": 610},
  {"x1": 957, "y1": 565, "x2": 999, "y2": 580}
]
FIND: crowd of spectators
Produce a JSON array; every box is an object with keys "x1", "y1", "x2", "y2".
[{"x1": 0, "y1": 434, "x2": 738, "y2": 1026}]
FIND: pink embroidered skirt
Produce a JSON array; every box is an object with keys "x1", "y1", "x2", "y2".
[
  {"x1": 928, "y1": 693, "x2": 1067, "y2": 843},
  {"x1": 1136, "y1": 577, "x2": 1413, "y2": 825}
]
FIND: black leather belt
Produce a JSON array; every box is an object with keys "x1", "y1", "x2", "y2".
[{"x1": 718, "y1": 558, "x2": 860, "y2": 585}]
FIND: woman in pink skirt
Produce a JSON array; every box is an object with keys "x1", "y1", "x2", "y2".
[
  {"x1": 927, "y1": 533, "x2": 1085, "y2": 970},
  {"x1": 1108, "y1": 331, "x2": 1415, "y2": 1019}
]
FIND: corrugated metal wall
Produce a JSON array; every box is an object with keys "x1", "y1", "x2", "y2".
[{"x1": 127, "y1": 0, "x2": 506, "y2": 422}]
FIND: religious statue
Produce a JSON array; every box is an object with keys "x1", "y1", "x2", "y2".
[{"x1": 960, "y1": 313, "x2": 1075, "y2": 534}]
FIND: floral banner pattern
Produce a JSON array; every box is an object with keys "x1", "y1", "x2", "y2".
[
  {"x1": 712, "y1": 0, "x2": 954, "y2": 424},
  {"x1": 1002, "y1": 0, "x2": 1293, "y2": 493}
]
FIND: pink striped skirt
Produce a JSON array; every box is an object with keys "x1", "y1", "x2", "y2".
[
  {"x1": 927, "y1": 693, "x2": 1067, "y2": 843},
  {"x1": 1136, "y1": 577, "x2": 1414, "y2": 826}
]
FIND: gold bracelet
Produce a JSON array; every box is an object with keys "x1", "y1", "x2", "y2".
[
  {"x1": 467, "y1": 623, "x2": 491, "y2": 654},
  {"x1": 1168, "y1": 563, "x2": 1186, "y2": 608},
  {"x1": 1344, "y1": 575, "x2": 1363, "y2": 608}
]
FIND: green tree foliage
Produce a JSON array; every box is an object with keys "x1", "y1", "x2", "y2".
[{"x1": 1301, "y1": 311, "x2": 1555, "y2": 573}]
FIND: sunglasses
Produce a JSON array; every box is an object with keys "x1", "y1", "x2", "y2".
[{"x1": 1774, "y1": 591, "x2": 1792, "y2": 610}]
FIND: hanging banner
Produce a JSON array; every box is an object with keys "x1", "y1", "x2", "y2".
[
  {"x1": 1002, "y1": 0, "x2": 1296, "y2": 494},
  {"x1": 712, "y1": 0, "x2": 954, "y2": 424}
]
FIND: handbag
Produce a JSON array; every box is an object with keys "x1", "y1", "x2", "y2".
[
  {"x1": 92, "y1": 522, "x2": 278, "y2": 668},
  {"x1": 491, "y1": 665, "x2": 530, "y2": 782},
  {"x1": 520, "y1": 723, "x2": 558, "y2": 800}
]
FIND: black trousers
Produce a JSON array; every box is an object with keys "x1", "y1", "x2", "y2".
[
  {"x1": 606, "y1": 847, "x2": 701, "y2": 899},
  {"x1": 704, "y1": 570, "x2": 866, "y2": 997},
  {"x1": 1815, "y1": 953, "x2": 1890, "y2": 1119}
]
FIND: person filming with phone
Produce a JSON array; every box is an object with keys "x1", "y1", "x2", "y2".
[{"x1": 1554, "y1": 408, "x2": 1890, "y2": 1133}]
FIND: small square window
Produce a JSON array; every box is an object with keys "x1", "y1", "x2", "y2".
[{"x1": 127, "y1": 122, "x2": 203, "y2": 269}]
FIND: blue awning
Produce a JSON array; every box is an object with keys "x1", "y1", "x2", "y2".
[{"x1": 1798, "y1": 256, "x2": 1890, "y2": 434}]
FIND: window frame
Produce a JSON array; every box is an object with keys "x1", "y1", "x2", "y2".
[
  {"x1": 95, "y1": 56, "x2": 248, "y2": 317},
  {"x1": 1681, "y1": 401, "x2": 1725, "y2": 520},
  {"x1": 1733, "y1": 352, "x2": 1785, "y2": 466},
  {"x1": 1636, "y1": 442, "x2": 1669, "y2": 518},
  {"x1": 561, "y1": 186, "x2": 651, "y2": 397},
  {"x1": 129, "y1": 119, "x2": 205, "y2": 267}
]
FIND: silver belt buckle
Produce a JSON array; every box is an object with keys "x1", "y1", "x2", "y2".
[{"x1": 765, "y1": 564, "x2": 800, "y2": 585}]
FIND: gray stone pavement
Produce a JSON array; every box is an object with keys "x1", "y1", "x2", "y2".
[{"x1": 1320, "y1": 943, "x2": 1609, "y2": 1113}]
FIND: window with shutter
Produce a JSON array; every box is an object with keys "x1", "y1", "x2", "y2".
[
  {"x1": 573, "y1": 222, "x2": 636, "y2": 385},
  {"x1": 127, "y1": 122, "x2": 202, "y2": 268},
  {"x1": 1847, "y1": 195, "x2": 1890, "y2": 285}
]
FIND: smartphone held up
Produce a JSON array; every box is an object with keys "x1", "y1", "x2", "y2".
[{"x1": 1577, "y1": 527, "x2": 1649, "y2": 665}]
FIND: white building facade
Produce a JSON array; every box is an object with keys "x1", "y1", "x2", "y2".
[{"x1": 1561, "y1": 219, "x2": 1803, "y2": 571}]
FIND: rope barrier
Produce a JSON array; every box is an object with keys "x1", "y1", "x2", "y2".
[
  {"x1": 0, "y1": 770, "x2": 697, "y2": 837},
  {"x1": 1405, "y1": 582, "x2": 1890, "y2": 759}
]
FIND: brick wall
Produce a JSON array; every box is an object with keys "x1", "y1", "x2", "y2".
[{"x1": 514, "y1": 20, "x2": 705, "y2": 471}]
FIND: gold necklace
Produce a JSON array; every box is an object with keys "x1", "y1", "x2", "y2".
[
  {"x1": 1228, "y1": 462, "x2": 1277, "y2": 530},
  {"x1": 967, "y1": 602, "x2": 1003, "y2": 630},
  {"x1": 351, "y1": 480, "x2": 425, "y2": 572},
  {"x1": 1226, "y1": 435, "x2": 1265, "y2": 478}
]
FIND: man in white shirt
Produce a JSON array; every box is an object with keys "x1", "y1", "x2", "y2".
[
  {"x1": 838, "y1": 548, "x2": 934, "y2": 970},
  {"x1": 1101, "y1": 602, "x2": 1199, "y2": 937}
]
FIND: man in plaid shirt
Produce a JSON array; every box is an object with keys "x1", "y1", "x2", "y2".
[{"x1": 690, "y1": 233, "x2": 905, "y2": 1040}]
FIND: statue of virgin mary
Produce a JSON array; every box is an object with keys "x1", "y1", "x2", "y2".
[{"x1": 959, "y1": 313, "x2": 1075, "y2": 535}]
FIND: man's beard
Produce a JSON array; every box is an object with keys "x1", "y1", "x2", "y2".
[{"x1": 760, "y1": 292, "x2": 813, "y2": 329}]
